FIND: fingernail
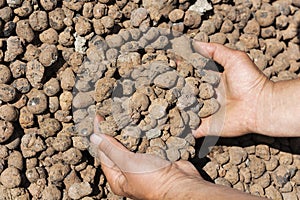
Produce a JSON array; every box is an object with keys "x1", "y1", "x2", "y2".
[{"x1": 90, "y1": 134, "x2": 103, "y2": 146}]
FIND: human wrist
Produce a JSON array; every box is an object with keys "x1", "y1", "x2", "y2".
[
  {"x1": 162, "y1": 173, "x2": 205, "y2": 200},
  {"x1": 253, "y1": 79, "x2": 275, "y2": 136}
]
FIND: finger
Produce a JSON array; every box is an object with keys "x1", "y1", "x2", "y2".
[
  {"x1": 100, "y1": 160, "x2": 127, "y2": 196},
  {"x1": 92, "y1": 116, "x2": 171, "y2": 173},
  {"x1": 192, "y1": 41, "x2": 248, "y2": 71},
  {"x1": 175, "y1": 160, "x2": 200, "y2": 176},
  {"x1": 92, "y1": 133, "x2": 171, "y2": 173},
  {"x1": 193, "y1": 69, "x2": 227, "y2": 138},
  {"x1": 192, "y1": 118, "x2": 208, "y2": 138},
  {"x1": 90, "y1": 131, "x2": 134, "y2": 168}
]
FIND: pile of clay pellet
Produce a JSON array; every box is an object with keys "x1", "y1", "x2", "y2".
[
  {"x1": 0, "y1": 0, "x2": 299, "y2": 199},
  {"x1": 71, "y1": 28, "x2": 221, "y2": 163}
]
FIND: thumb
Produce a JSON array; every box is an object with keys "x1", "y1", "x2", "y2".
[
  {"x1": 192, "y1": 41, "x2": 243, "y2": 71},
  {"x1": 91, "y1": 116, "x2": 170, "y2": 173}
]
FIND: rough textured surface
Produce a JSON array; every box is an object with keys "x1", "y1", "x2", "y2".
[{"x1": 0, "y1": 0, "x2": 298, "y2": 199}]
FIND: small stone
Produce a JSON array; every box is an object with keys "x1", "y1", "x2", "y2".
[
  {"x1": 14, "y1": 1, "x2": 32, "y2": 17},
  {"x1": 249, "y1": 184, "x2": 264, "y2": 197},
  {"x1": 116, "y1": 126, "x2": 141, "y2": 151},
  {"x1": 272, "y1": 165, "x2": 291, "y2": 188},
  {"x1": 43, "y1": 78, "x2": 60, "y2": 97},
  {"x1": 95, "y1": 77, "x2": 115, "y2": 102},
  {"x1": 255, "y1": 10, "x2": 275, "y2": 27},
  {"x1": 214, "y1": 177, "x2": 231, "y2": 187},
  {"x1": 49, "y1": 8, "x2": 65, "y2": 31},
  {"x1": 8, "y1": 60, "x2": 26, "y2": 78},
  {"x1": 279, "y1": 182, "x2": 292, "y2": 193},
  {"x1": 130, "y1": 8, "x2": 148, "y2": 27},
  {"x1": 224, "y1": 165, "x2": 239, "y2": 185},
  {"x1": 106, "y1": 34, "x2": 125, "y2": 48},
  {"x1": 19, "y1": 107, "x2": 34, "y2": 129},
  {"x1": 26, "y1": 59, "x2": 45, "y2": 89},
  {"x1": 82, "y1": 2, "x2": 93, "y2": 18},
  {"x1": 130, "y1": 92, "x2": 150, "y2": 111},
  {"x1": 0, "y1": 84, "x2": 16, "y2": 102},
  {"x1": 154, "y1": 71, "x2": 178, "y2": 89},
  {"x1": 4, "y1": 36, "x2": 24, "y2": 62},
  {"x1": 233, "y1": 182, "x2": 245, "y2": 192},
  {"x1": 27, "y1": 89, "x2": 48, "y2": 114},
  {"x1": 39, "y1": 44, "x2": 58, "y2": 67},
  {"x1": 255, "y1": 144, "x2": 270, "y2": 161},
  {"x1": 198, "y1": 98, "x2": 219, "y2": 118},
  {"x1": 184, "y1": 10, "x2": 201, "y2": 28},
  {"x1": 7, "y1": 151, "x2": 23, "y2": 170},
  {"x1": 265, "y1": 185, "x2": 283, "y2": 200},
  {"x1": 41, "y1": 185, "x2": 61, "y2": 200},
  {"x1": 177, "y1": 88, "x2": 197, "y2": 110},
  {"x1": 0, "y1": 105, "x2": 18, "y2": 122},
  {"x1": 40, "y1": 0, "x2": 57, "y2": 10},
  {"x1": 12, "y1": 78, "x2": 31, "y2": 94},
  {"x1": 48, "y1": 163, "x2": 70, "y2": 183},
  {"x1": 149, "y1": 138, "x2": 166, "y2": 149},
  {"x1": 187, "y1": 110, "x2": 200, "y2": 130},
  {"x1": 278, "y1": 151, "x2": 293, "y2": 165},
  {"x1": 265, "y1": 39, "x2": 284, "y2": 57},
  {"x1": 29, "y1": 11, "x2": 48, "y2": 31},
  {"x1": 248, "y1": 155, "x2": 266, "y2": 179},
  {"x1": 254, "y1": 172, "x2": 271, "y2": 188},
  {"x1": 23, "y1": 44, "x2": 41, "y2": 62},
  {"x1": 40, "y1": 28, "x2": 59, "y2": 44},
  {"x1": 199, "y1": 83, "x2": 215, "y2": 99},
  {"x1": 146, "y1": 146, "x2": 167, "y2": 160},
  {"x1": 0, "y1": 7, "x2": 13, "y2": 22},
  {"x1": 0, "y1": 167, "x2": 21, "y2": 189},
  {"x1": 200, "y1": 70, "x2": 220, "y2": 85},
  {"x1": 73, "y1": 91, "x2": 94, "y2": 109},
  {"x1": 52, "y1": 135, "x2": 72, "y2": 152},
  {"x1": 0, "y1": 120, "x2": 14, "y2": 143},
  {"x1": 282, "y1": 192, "x2": 298, "y2": 200},
  {"x1": 215, "y1": 151, "x2": 230, "y2": 165},
  {"x1": 16, "y1": 20, "x2": 35, "y2": 43},
  {"x1": 62, "y1": 148, "x2": 82, "y2": 165},
  {"x1": 203, "y1": 161, "x2": 219, "y2": 180},
  {"x1": 240, "y1": 167, "x2": 251, "y2": 184},
  {"x1": 169, "y1": 9, "x2": 185, "y2": 22},
  {"x1": 38, "y1": 118, "x2": 61, "y2": 138},
  {"x1": 72, "y1": 137, "x2": 89, "y2": 151},
  {"x1": 148, "y1": 98, "x2": 168, "y2": 120},
  {"x1": 59, "y1": 28, "x2": 75, "y2": 47},
  {"x1": 166, "y1": 147, "x2": 180, "y2": 162},
  {"x1": 49, "y1": 96, "x2": 59, "y2": 113},
  {"x1": 146, "y1": 128, "x2": 161, "y2": 140},
  {"x1": 0, "y1": 65, "x2": 11, "y2": 84},
  {"x1": 199, "y1": 20, "x2": 216, "y2": 36},
  {"x1": 60, "y1": 68, "x2": 75, "y2": 90},
  {"x1": 166, "y1": 136, "x2": 187, "y2": 149}
]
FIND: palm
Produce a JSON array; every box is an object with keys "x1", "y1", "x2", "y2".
[{"x1": 193, "y1": 42, "x2": 271, "y2": 137}]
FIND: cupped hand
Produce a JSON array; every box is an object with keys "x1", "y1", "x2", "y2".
[
  {"x1": 90, "y1": 115, "x2": 203, "y2": 200},
  {"x1": 192, "y1": 41, "x2": 273, "y2": 138}
]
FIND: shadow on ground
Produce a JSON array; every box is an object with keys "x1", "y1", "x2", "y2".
[{"x1": 190, "y1": 134, "x2": 300, "y2": 183}]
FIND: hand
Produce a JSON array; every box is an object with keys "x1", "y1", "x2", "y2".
[
  {"x1": 90, "y1": 116, "x2": 266, "y2": 200},
  {"x1": 90, "y1": 116, "x2": 203, "y2": 200},
  {"x1": 192, "y1": 41, "x2": 274, "y2": 138}
]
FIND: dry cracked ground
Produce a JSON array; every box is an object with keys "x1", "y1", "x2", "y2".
[{"x1": 0, "y1": 0, "x2": 299, "y2": 199}]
